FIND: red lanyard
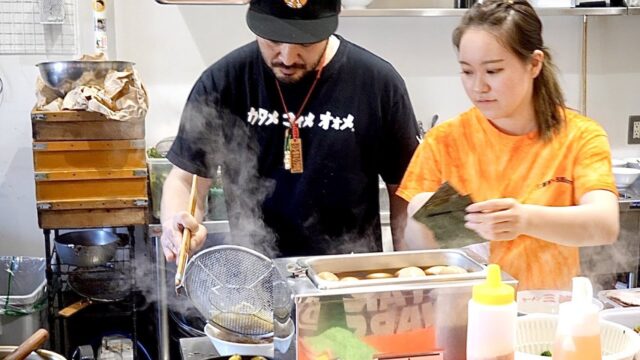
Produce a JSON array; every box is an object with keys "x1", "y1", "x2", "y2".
[{"x1": 274, "y1": 49, "x2": 327, "y2": 139}]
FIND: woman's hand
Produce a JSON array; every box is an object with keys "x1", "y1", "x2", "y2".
[
  {"x1": 464, "y1": 198, "x2": 527, "y2": 241},
  {"x1": 400, "y1": 192, "x2": 439, "y2": 250}
]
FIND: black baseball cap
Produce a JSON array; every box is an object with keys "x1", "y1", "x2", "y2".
[{"x1": 246, "y1": 0, "x2": 341, "y2": 44}]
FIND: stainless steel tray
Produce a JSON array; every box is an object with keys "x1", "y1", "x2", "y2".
[{"x1": 302, "y1": 249, "x2": 486, "y2": 290}]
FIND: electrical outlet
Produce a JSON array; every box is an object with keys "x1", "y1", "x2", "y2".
[{"x1": 628, "y1": 115, "x2": 640, "y2": 144}]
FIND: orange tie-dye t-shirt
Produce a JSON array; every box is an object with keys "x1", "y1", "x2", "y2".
[{"x1": 397, "y1": 107, "x2": 616, "y2": 290}]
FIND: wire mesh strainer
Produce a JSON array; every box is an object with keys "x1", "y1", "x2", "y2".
[{"x1": 183, "y1": 245, "x2": 275, "y2": 337}]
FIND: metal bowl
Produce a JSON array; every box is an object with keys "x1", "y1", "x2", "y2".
[
  {"x1": 54, "y1": 230, "x2": 119, "y2": 267},
  {"x1": 36, "y1": 60, "x2": 134, "y2": 94}
]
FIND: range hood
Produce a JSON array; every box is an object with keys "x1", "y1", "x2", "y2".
[{"x1": 155, "y1": 0, "x2": 248, "y2": 4}]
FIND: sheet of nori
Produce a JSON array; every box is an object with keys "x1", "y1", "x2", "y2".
[{"x1": 412, "y1": 182, "x2": 485, "y2": 248}]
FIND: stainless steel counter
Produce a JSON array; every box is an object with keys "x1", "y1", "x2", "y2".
[{"x1": 179, "y1": 337, "x2": 218, "y2": 360}]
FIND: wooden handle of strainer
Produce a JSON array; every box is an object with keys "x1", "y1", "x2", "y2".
[{"x1": 175, "y1": 174, "x2": 198, "y2": 288}]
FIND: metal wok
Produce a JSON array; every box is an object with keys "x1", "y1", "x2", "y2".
[
  {"x1": 58, "y1": 263, "x2": 132, "y2": 317},
  {"x1": 54, "y1": 230, "x2": 121, "y2": 267}
]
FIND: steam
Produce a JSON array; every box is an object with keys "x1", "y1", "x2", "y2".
[
  {"x1": 177, "y1": 93, "x2": 384, "y2": 258},
  {"x1": 133, "y1": 247, "x2": 206, "y2": 322},
  {"x1": 320, "y1": 224, "x2": 381, "y2": 255},
  {"x1": 580, "y1": 222, "x2": 638, "y2": 292},
  {"x1": 126, "y1": 94, "x2": 284, "y2": 325},
  {"x1": 178, "y1": 94, "x2": 278, "y2": 258}
]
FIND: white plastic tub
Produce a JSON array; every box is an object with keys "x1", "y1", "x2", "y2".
[
  {"x1": 601, "y1": 308, "x2": 640, "y2": 360},
  {"x1": 601, "y1": 307, "x2": 640, "y2": 333},
  {"x1": 515, "y1": 314, "x2": 640, "y2": 360},
  {"x1": 0, "y1": 257, "x2": 47, "y2": 346}
]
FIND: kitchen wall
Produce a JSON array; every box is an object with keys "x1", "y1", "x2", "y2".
[
  {"x1": 0, "y1": 1, "x2": 638, "y2": 256},
  {"x1": 0, "y1": 0, "x2": 112, "y2": 256}
]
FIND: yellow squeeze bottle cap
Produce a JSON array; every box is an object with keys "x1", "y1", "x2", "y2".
[{"x1": 472, "y1": 264, "x2": 515, "y2": 305}]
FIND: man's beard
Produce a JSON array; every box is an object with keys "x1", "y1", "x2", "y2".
[
  {"x1": 271, "y1": 41, "x2": 328, "y2": 84},
  {"x1": 272, "y1": 64, "x2": 310, "y2": 84}
]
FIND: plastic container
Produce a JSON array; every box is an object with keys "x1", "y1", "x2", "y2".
[
  {"x1": 552, "y1": 277, "x2": 602, "y2": 360},
  {"x1": 515, "y1": 314, "x2": 640, "y2": 360},
  {"x1": 207, "y1": 166, "x2": 227, "y2": 221},
  {"x1": 148, "y1": 158, "x2": 228, "y2": 221},
  {"x1": 147, "y1": 157, "x2": 174, "y2": 220},
  {"x1": 600, "y1": 307, "x2": 640, "y2": 332},
  {"x1": 467, "y1": 264, "x2": 517, "y2": 360},
  {"x1": 0, "y1": 257, "x2": 47, "y2": 346},
  {"x1": 517, "y1": 289, "x2": 604, "y2": 315}
]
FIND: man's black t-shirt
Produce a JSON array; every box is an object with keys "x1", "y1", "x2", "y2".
[{"x1": 168, "y1": 35, "x2": 420, "y2": 257}]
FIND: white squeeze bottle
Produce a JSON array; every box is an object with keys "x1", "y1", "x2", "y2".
[
  {"x1": 467, "y1": 264, "x2": 516, "y2": 360},
  {"x1": 552, "y1": 277, "x2": 602, "y2": 360}
]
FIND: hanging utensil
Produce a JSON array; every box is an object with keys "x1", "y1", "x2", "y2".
[
  {"x1": 4, "y1": 328, "x2": 49, "y2": 360},
  {"x1": 175, "y1": 175, "x2": 199, "y2": 294}
]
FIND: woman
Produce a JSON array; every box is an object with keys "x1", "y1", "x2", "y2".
[{"x1": 397, "y1": 0, "x2": 619, "y2": 290}]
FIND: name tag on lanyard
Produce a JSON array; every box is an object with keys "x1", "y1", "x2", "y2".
[{"x1": 289, "y1": 138, "x2": 303, "y2": 174}]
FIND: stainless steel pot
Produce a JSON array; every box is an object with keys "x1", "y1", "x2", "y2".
[
  {"x1": 0, "y1": 346, "x2": 65, "y2": 360},
  {"x1": 54, "y1": 230, "x2": 119, "y2": 267}
]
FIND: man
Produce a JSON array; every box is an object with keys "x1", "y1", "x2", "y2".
[{"x1": 161, "y1": 0, "x2": 420, "y2": 261}]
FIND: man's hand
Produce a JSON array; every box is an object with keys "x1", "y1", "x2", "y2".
[
  {"x1": 160, "y1": 211, "x2": 207, "y2": 262},
  {"x1": 464, "y1": 198, "x2": 527, "y2": 241}
]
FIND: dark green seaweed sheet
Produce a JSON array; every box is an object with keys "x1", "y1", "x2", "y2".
[{"x1": 412, "y1": 182, "x2": 485, "y2": 248}]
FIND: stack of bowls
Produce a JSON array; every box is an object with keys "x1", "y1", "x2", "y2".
[
  {"x1": 613, "y1": 167, "x2": 640, "y2": 189},
  {"x1": 611, "y1": 158, "x2": 640, "y2": 189},
  {"x1": 612, "y1": 159, "x2": 628, "y2": 168},
  {"x1": 624, "y1": 158, "x2": 640, "y2": 170}
]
